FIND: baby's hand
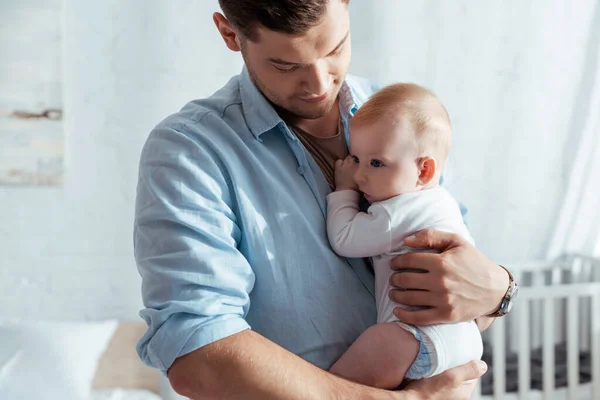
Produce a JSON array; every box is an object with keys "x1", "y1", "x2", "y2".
[{"x1": 334, "y1": 156, "x2": 358, "y2": 191}]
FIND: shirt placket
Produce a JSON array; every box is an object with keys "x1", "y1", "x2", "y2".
[{"x1": 278, "y1": 123, "x2": 328, "y2": 218}]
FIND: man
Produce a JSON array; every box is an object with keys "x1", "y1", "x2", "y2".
[{"x1": 134, "y1": 1, "x2": 515, "y2": 398}]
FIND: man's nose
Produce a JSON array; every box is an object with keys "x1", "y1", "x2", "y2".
[{"x1": 304, "y1": 61, "x2": 332, "y2": 95}]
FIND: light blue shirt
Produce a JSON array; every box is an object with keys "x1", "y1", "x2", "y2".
[{"x1": 134, "y1": 67, "x2": 381, "y2": 372}]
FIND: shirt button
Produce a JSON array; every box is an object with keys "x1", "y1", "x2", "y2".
[{"x1": 297, "y1": 166, "x2": 306, "y2": 175}]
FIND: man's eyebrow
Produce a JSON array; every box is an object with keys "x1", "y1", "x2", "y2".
[
  {"x1": 267, "y1": 57, "x2": 301, "y2": 66},
  {"x1": 267, "y1": 31, "x2": 350, "y2": 66}
]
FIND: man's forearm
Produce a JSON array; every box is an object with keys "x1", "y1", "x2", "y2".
[{"x1": 168, "y1": 329, "x2": 409, "y2": 400}]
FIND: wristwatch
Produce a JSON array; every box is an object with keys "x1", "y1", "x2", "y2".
[{"x1": 488, "y1": 265, "x2": 519, "y2": 317}]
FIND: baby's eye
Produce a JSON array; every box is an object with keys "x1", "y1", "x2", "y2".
[
  {"x1": 370, "y1": 159, "x2": 384, "y2": 167},
  {"x1": 352, "y1": 155, "x2": 360, "y2": 163}
]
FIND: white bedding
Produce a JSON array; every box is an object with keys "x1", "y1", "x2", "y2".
[{"x1": 92, "y1": 389, "x2": 163, "y2": 400}]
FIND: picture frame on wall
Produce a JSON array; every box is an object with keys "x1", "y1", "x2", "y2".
[{"x1": 0, "y1": 0, "x2": 64, "y2": 186}]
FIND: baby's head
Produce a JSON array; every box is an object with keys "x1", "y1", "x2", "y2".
[{"x1": 349, "y1": 83, "x2": 452, "y2": 203}]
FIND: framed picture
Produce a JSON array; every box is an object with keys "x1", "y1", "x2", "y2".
[{"x1": 0, "y1": 0, "x2": 64, "y2": 186}]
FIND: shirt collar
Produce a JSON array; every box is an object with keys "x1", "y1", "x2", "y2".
[
  {"x1": 239, "y1": 67, "x2": 283, "y2": 140},
  {"x1": 338, "y1": 78, "x2": 361, "y2": 117},
  {"x1": 239, "y1": 66, "x2": 360, "y2": 140}
]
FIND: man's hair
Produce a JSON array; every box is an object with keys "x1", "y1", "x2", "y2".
[
  {"x1": 218, "y1": 0, "x2": 349, "y2": 41},
  {"x1": 352, "y1": 83, "x2": 452, "y2": 165}
]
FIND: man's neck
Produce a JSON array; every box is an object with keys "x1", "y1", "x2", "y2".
[{"x1": 283, "y1": 99, "x2": 341, "y2": 138}]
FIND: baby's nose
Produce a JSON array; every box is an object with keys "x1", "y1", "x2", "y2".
[{"x1": 354, "y1": 169, "x2": 366, "y2": 184}]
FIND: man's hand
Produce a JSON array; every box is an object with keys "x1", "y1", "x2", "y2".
[
  {"x1": 334, "y1": 156, "x2": 358, "y2": 191},
  {"x1": 403, "y1": 360, "x2": 487, "y2": 400},
  {"x1": 388, "y1": 229, "x2": 509, "y2": 326}
]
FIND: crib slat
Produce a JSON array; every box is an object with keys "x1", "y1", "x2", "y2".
[
  {"x1": 567, "y1": 295, "x2": 578, "y2": 399},
  {"x1": 473, "y1": 376, "x2": 482, "y2": 400},
  {"x1": 492, "y1": 317, "x2": 506, "y2": 400},
  {"x1": 518, "y1": 299, "x2": 530, "y2": 399},
  {"x1": 592, "y1": 291, "x2": 600, "y2": 400},
  {"x1": 572, "y1": 257, "x2": 592, "y2": 352},
  {"x1": 543, "y1": 298, "x2": 554, "y2": 399},
  {"x1": 531, "y1": 269, "x2": 545, "y2": 350}
]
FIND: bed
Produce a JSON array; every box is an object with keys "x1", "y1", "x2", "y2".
[
  {"x1": 91, "y1": 323, "x2": 163, "y2": 400},
  {"x1": 0, "y1": 320, "x2": 168, "y2": 400}
]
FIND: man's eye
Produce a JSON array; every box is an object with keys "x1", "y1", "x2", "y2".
[
  {"x1": 273, "y1": 64, "x2": 299, "y2": 73},
  {"x1": 352, "y1": 155, "x2": 360, "y2": 163},
  {"x1": 370, "y1": 160, "x2": 383, "y2": 167},
  {"x1": 330, "y1": 44, "x2": 345, "y2": 56}
]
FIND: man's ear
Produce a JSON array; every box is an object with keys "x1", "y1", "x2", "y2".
[
  {"x1": 213, "y1": 12, "x2": 242, "y2": 52},
  {"x1": 417, "y1": 157, "x2": 437, "y2": 186}
]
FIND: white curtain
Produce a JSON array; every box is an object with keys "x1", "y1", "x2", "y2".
[
  {"x1": 348, "y1": 0, "x2": 600, "y2": 262},
  {"x1": 546, "y1": 60, "x2": 600, "y2": 259}
]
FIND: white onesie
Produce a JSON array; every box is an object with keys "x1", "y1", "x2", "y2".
[{"x1": 326, "y1": 187, "x2": 483, "y2": 379}]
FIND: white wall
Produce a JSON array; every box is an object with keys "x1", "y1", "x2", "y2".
[
  {"x1": 0, "y1": 1, "x2": 242, "y2": 320},
  {"x1": 1, "y1": 0, "x2": 598, "y2": 320}
]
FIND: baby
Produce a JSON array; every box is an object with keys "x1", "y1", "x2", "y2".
[{"x1": 326, "y1": 83, "x2": 483, "y2": 389}]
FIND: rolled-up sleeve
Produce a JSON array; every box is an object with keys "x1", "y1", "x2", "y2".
[{"x1": 134, "y1": 123, "x2": 254, "y2": 372}]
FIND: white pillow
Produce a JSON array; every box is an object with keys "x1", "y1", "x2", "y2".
[{"x1": 0, "y1": 320, "x2": 118, "y2": 400}]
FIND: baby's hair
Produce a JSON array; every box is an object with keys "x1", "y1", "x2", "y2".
[{"x1": 352, "y1": 83, "x2": 452, "y2": 166}]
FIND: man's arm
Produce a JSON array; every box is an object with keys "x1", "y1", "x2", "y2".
[
  {"x1": 168, "y1": 329, "x2": 395, "y2": 400},
  {"x1": 388, "y1": 229, "x2": 510, "y2": 326},
  {"x1": 168, "y1": 329, "x2": 488, "y2": 400}
]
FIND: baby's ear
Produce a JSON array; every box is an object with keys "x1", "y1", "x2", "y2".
[{"x1": 417, "y1": 157, "x2": 437, "y2": 186}]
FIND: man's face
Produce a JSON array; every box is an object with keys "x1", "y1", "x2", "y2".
[{"x1": 240, "y1": 0, "x2": 351, "y2": 120}]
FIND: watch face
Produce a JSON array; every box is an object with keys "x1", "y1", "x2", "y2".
[
  {"x1": 506, "y1": 300, "x2": 514, "y2": 314},
  {"x1": 505, "y1": 283, "x2": 518, "y2": 314}
]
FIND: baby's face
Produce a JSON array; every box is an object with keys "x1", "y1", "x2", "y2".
[{"x1": 349, "y1": 118, "x2": 420, "y2": 203}]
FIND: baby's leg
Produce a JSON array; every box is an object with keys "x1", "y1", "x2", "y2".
[{"x1": 329, "y1": 322, "x2": 419, "y2": 389}]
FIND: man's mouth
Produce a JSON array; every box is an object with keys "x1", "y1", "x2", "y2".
[{"x1": 299, "y1": 93, "x2": 328, "y2": 103}]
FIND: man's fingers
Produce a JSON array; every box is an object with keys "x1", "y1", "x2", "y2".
[
  {"x1": 447, "y1": 360, "x2": 488, "y2": 384},
  {"x1": 392, "y1": 306, "x2": 443, "y2": 326},
  {"x1": 389, "y1": 270, "x2": 430, "y2": 290},
  {"x1": 389, "y1": 289, "x2": 433, "y2": 307},
  {"x1": 403, "y1": 229, "x2": 462, "y2": 251},
  {"x1": 390, "y1": 251, "x2": 438, "y2": 271}
]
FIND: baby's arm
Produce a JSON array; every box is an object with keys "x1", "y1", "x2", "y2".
[
  {"x1": 326, "y1": 156, "x2": 393, "y2": 258},
  {"x1": 326, "y1": 190, "x2": 393, "y2": 258}
]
